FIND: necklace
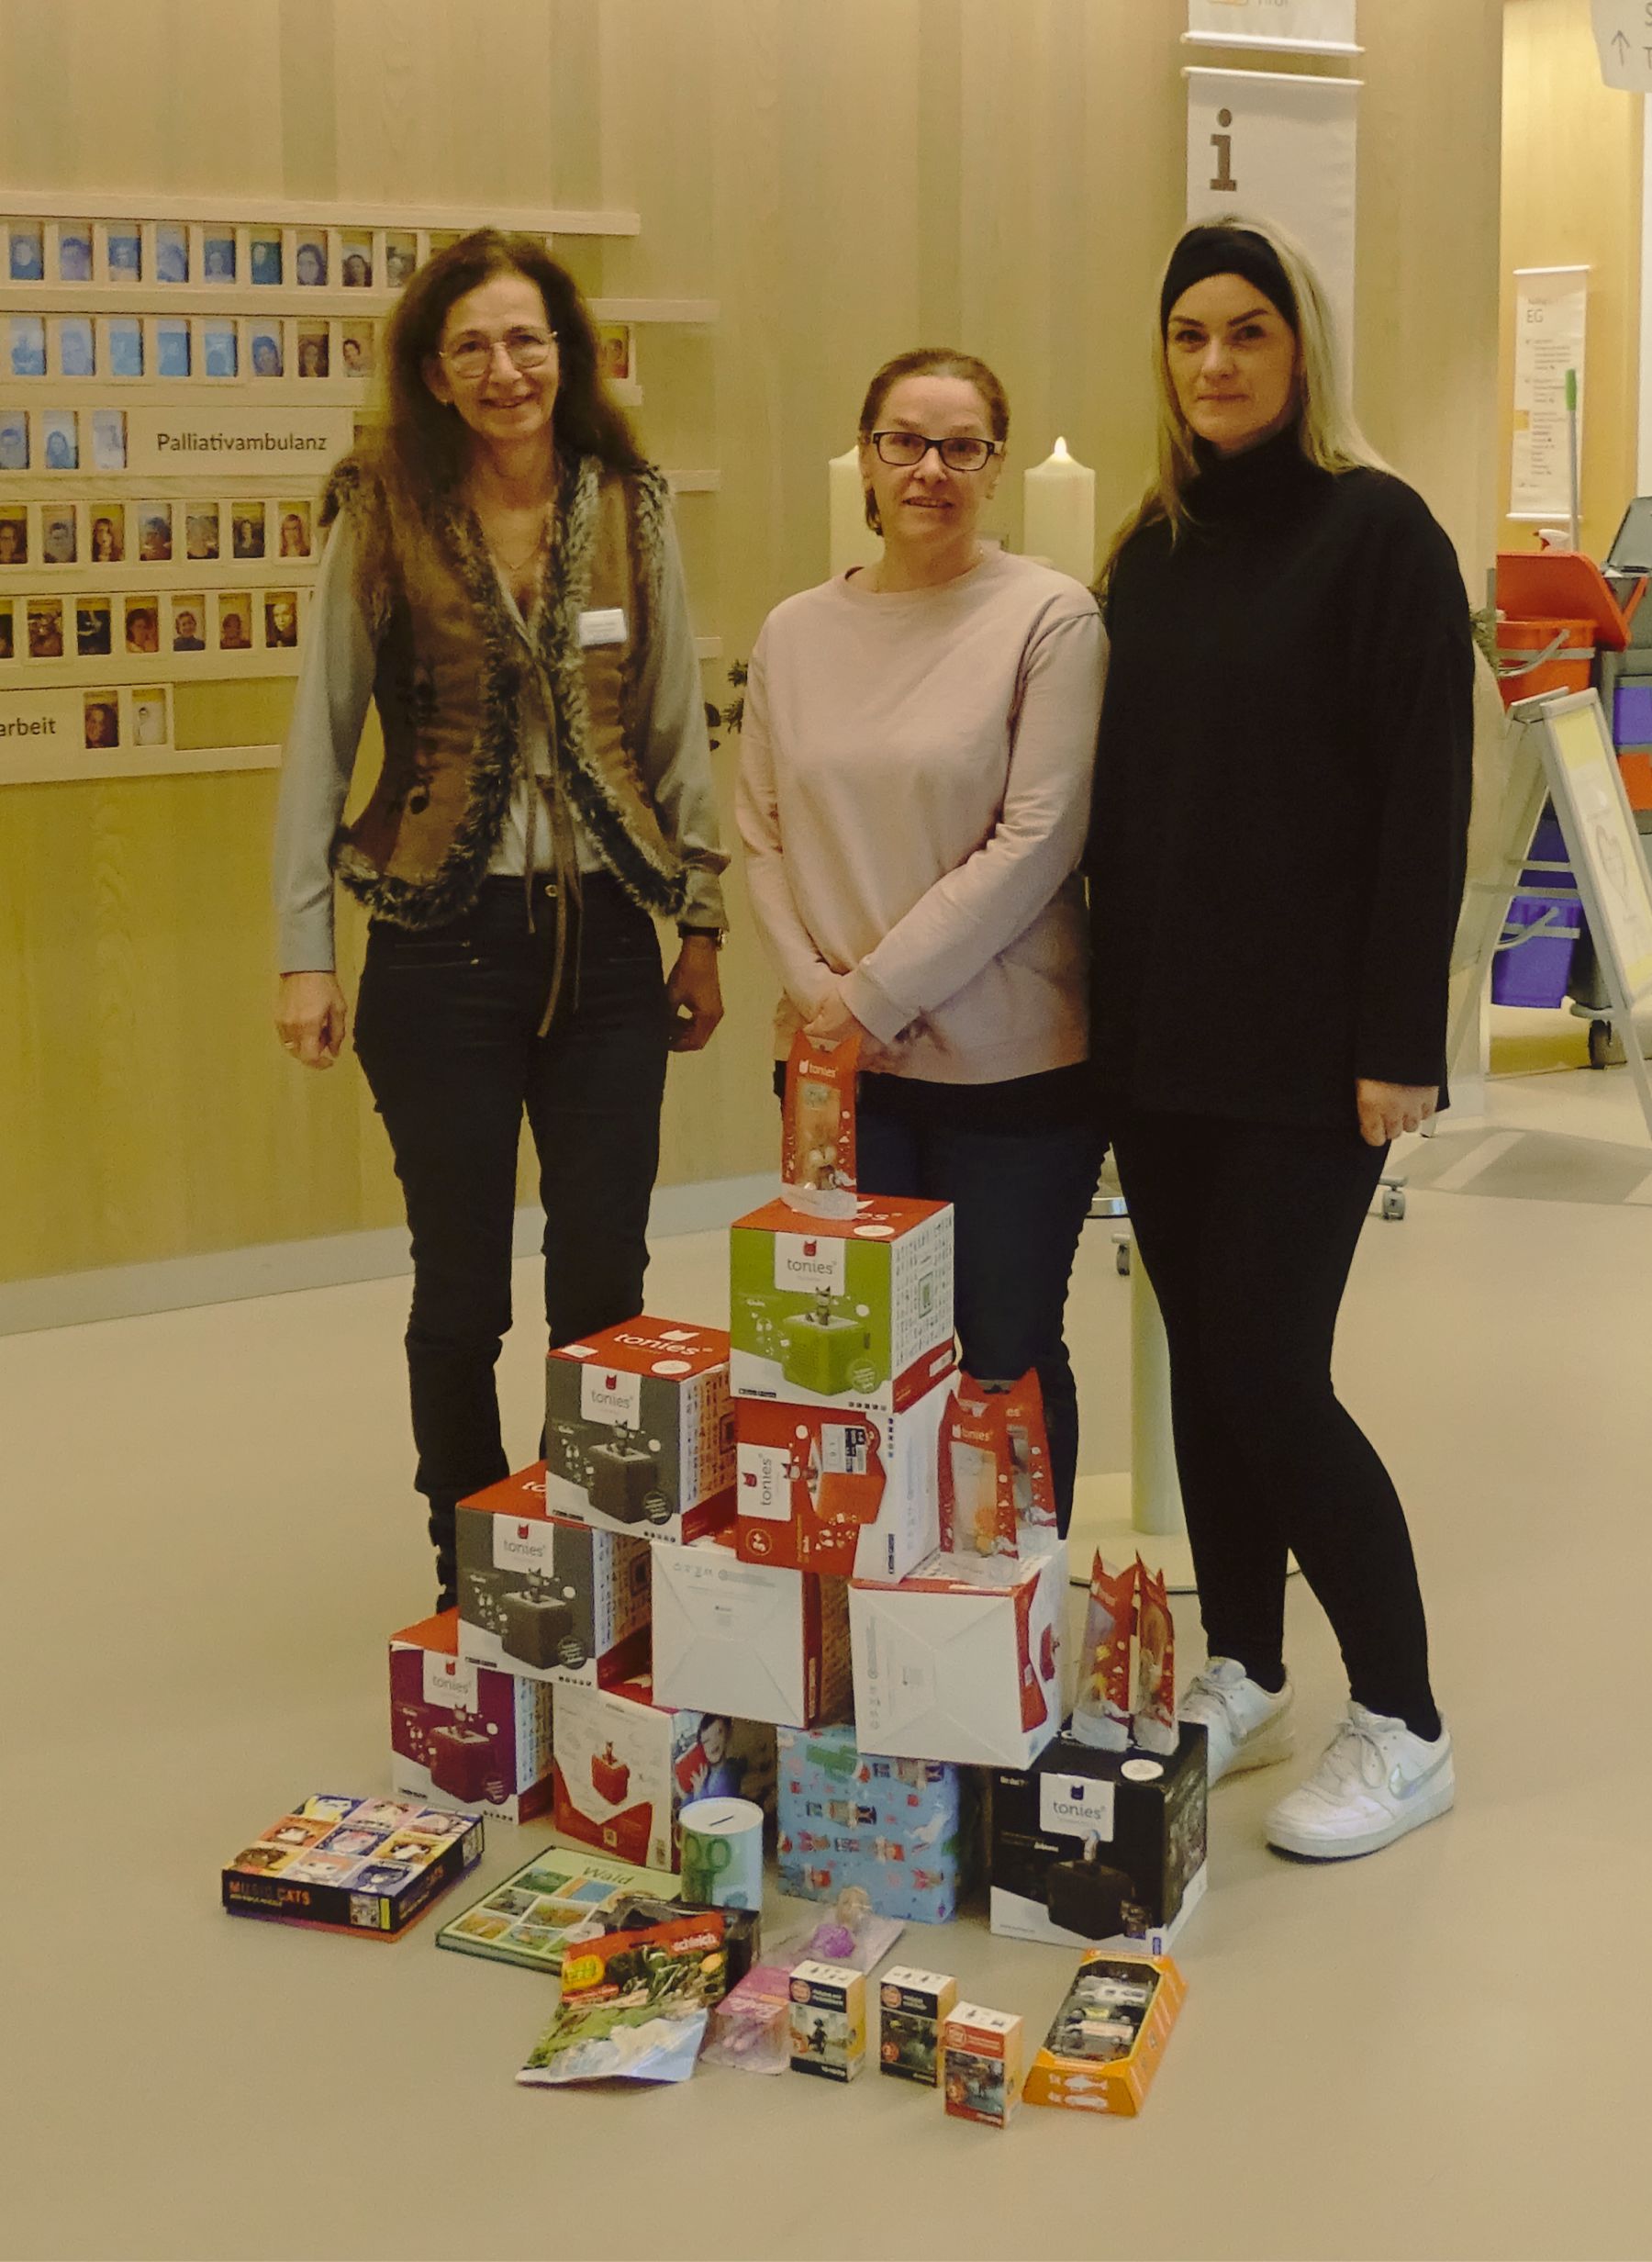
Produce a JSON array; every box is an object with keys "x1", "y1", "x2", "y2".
[{"x1": 486, "y1": 510, "x2": 550, "y2": 579}]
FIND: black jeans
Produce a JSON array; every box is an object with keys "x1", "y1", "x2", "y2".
[
  {"x1": 850, "y1": 1086, "x2": 1103, "y2": 1533},
  {"x1": 354, "y1": 876, "x2": 672, "y2": 1594},
  {"x1": 1108, "y1": 1106, "x2": 1439, "y2": 1738}
]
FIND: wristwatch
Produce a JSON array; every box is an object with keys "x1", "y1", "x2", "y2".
[{"x1": 677, "y1": 924, "x2": 725, "y2": 948}]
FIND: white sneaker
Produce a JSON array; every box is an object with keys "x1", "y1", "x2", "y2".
[
  {"x1": 1179, "y1": 1657, "x2": 1295, "y2": 1785},
  {"x1": 1266, "y1": 1704, "x2": 1455, "y2": 1861}
]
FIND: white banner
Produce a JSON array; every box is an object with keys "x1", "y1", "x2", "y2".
[
  {"x1": 1185, "y1": 67, "x2": 1360, "y2": 361},
  {"x1": 123, "y1": 403, "x2": 352, "y2": 478},
  {"x1": 1591, "y1": 1, "x2": 1652, "y2": 92},
  {"x1": 1510, "y1": 268, "x2": 1588, "y2": 522},
  {"x1": 1187, "y1": 0, "x2": 1359, "y2": 55}
]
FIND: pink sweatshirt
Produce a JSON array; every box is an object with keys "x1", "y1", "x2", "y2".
[{"x1": 736, "y1": 548, "x2": 1105, "y2": 1084}]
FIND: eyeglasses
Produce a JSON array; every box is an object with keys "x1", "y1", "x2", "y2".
[
  {"x1": 870, "y1": 430, "x2": 1000, "y2": 472},
  {"x1": 439, "y1": 326, "x2": 559, "y2": 385}
]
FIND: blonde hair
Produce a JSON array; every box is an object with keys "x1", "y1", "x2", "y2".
[{"x1": 1099, "y1": 215, "x2": 1385, "y2": 589}]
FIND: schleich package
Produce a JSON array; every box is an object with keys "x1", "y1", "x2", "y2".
[
  {"x1": 729, "y1": 1196, "x2": 955, "y2": 1414},
  {"x1": 733, "y1": 1381, "x2": 951, "y2": 1583},
  {"x1": 942, "y1": 2004, "x2": 1023, "y2": 2128},
  {"x1": 780, "y1": 1028, "x2": 860, "y2": 1217},
  {"x1": 937, "y1": 1372, "x2": 1056, "y2": 1559},
  {"x1": 516, "y1": 1912, "x2": 733, "y2": 2088},
  {"x1": 652, "y1": 1533, "x2": 853, "y2": 1728},
  {"x1": 788, "y1": 1961, "x2": 867, "y2": 2082},
  {"x1": 1024, "y1": 1954, "x2": 1187, "y2": 2117},
  {"x1": 877, "y1": 1966, "x2": 958, "y2": 2086},
  {"x1": 437, "y1": 1849, "x2": 680, "y2": 1974},
  {"x1": 389, "y1": 1611, "x2": 555, "y2": 1820},
  {"x1": 544, "y1": 1318, "x2": 735, "y2": 1541},
  {"x1": 847, "y1": 1541, "x2": 1066, "y2": 1768},
  {"x1": 222, "y1": 1795, "x2": 483, "y2": 1938},
  {"x1": 776, "y1": 1723, "x2": 977, "y2": 1922},
  {"x1": 455, "y1": 1465, "x2": 650, "y2": 1688},
  {"x1": 551, "y1": 1674, "x2": 776, "y2": 1871},
  {"x1": 988, "y1": 1723, "x2": 1208, "y2": 1954}
]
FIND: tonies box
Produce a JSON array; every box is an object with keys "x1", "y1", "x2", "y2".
[
  {"x1": 390, "y1": 1610, "x2": 555, "y2": 1820},
  {"x1": 733, "y1": 1380, "x2": 950, "y2": 1582},
  {"x1": 729, "y1": 1197, "x2": 955, "y2": 1414},
  {"x1": 545, "y1": 1317, "x2": 735, "y2": 1541},
  {"x1": 988, "y1": 1722, "x2": 1208, "y2": 1954},
  {"x1": 552, "y1": 1674, "x2": 776, "y2": 1872},
  {"x1": 222, "y1": 1794, "x2": 483, "y2": 1938},
  {"x1": 455, "y1": 1464, "x2": 651, "y2": 1687},
  {"x1": 653, "y1": 1533, "x2": 853, "y2": 1729}
]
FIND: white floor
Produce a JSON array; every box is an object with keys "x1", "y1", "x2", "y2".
[{"x1": 5, "y1": 1047, "x2": 1652, "y2": 2262}]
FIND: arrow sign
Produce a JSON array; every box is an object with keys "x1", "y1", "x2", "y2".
[{"x1": 1591, "y1": 1, "x2": 1652, "y2": 90}]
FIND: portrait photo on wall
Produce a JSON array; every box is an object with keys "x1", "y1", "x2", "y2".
[
  {"x1": 106, "y1": 223, "x2": 141, "y2": 281},
  {"x1": 264, "y1": 589, "x2": 299, "y2": 648},
  {"x1": 295, "y1": 235, "x2": 328, "y2": 287},
  {"x1": 278, "y1": 503, "x2": 312, "y2": 558},
  {"x1": 28, "y1": 597, "x2": 64, "y2": 657},
  {"x1": 172, "y1": 596, "x2": 206, "y2": 653},
  {"x1": 217, "y1": 593, "x2": 251, "y2": 649},
  {"x1": 137, "y1": 505, "x2": 173, "y2": 565},
  {"x1": 57, "y1": 317, "x2": 95, "y2": 377},
  {"x1": 76, "y1": 597, "x2": 112, "y2": 657},
  {"x1": 186, "y1": 505, "x2": 220, "y2": 561},
  {"x1": 0, "y1": 600, "x2": 12, "y2": 657},
  {"x1": 231, "y1": 502, "x2": 266, "y2": 559},
  {"x1": 155, "y1": 223, "x2": 189, "y2": 284},
  {"x1": 249, "y1": 324, "x2": 285, "y2": 378},
  {"x1": 57, "y1": 225, "x2": 93, "y2": 282},
  {"x1": 203, "y1": 319, "x2": 238, "y2": 378},
  {"x1": 597, "y1": 323, "x2": 634, "y2": 385},
  {"x1": 105, "y1": 316, "x2": 143, "y2": 378},
  {"x1": 203, "y1": 230, "x2": 236, "y2": 283},
  {"x1": 384, "y1": 231, "x2": 417, "y2": 286},
  {"x1": 89, "y1": 505, "x2": 125, "y2": 563},
  {"x1": 84, "y1": 692, "x2": 119, "y2": 750},
  {"x1": 124, "y1": 599, "x2": 160, "y2": 655},
  {"x1": 296, "y1": 323, "x2": 329, "y2": 378},
  {"x1": 9, "y1": 316, "x2": 46, "y2": 377},
  {"x1": 41, "y1": 411, "x2": 79, "y2": 473},
  {"x1": 250, "y1": 230, "x2": 283, "y2": 286},
  {"x1": 0, "y1": 506, "x2": 28, "y2": 564},
  {"x1": 9, "y1": 221, "x2": 43, "y2": 280},
  {"x1": 0, "y1": 413, "x2": 27, "y2": 471},
  {"x1": 341, "y1": 236, "x2": 373, "y2": 287},
  {"x1": 41, "y1": 504, "x2": 77, "y2": 564},
  {"x1": 340, "y1": 321, "x2": 374, "y2": 376},
  {"x1": 156, "y1": 319, "x2": 191, "y2": 379},
  {"x1": 133, "y1": 690, "x2": 170, "y2": 747},
  {"x1": 90, "y1": 410, "x2": 126, "y2": 472}
]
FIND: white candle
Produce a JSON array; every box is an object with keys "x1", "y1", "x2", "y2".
[
  {"x1": 829, "y1": 444, "x2": 883, "y2": 577},
  {"x1": 1022, "y1": 436, "x2": 1097, "y2": 585}
]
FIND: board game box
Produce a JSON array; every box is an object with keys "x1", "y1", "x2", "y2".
[
  {"x1": 222, "y1": 1794, "x2": 484, "y2": 1938},
  {"x1": 435, "y1": 1847, "x2": 681, "y2": 1975}
]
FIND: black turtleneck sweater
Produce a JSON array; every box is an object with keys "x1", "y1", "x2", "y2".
[{"x1": 1087, "y1": 428, "x2": 1473, "y2": 1131}]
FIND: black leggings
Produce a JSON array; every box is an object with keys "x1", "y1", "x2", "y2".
[{"x1": 1108, "y1": 1107, "x2": 1439, "y2": 1739}]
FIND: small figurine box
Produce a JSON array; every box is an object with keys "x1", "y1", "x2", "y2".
[
  {"x1": 775, "y1": 1723, "x2": 977, "y2": 1922},
  {"x1": 551, "y1": 1674, "x2": 776, "y2": 1872},
  {"x1": 788, "y1": 1961, "x2": 866, "y2": 2083},
  {"x1": 544, "y1": 1318, "x2": 735, "y2": 1542},
  {"x1": 729, "y1": 1197, "x2": 955, "y2": 1415},
  {"x1": 1023, "y1": 1954, "x2": 1187, "y2": 2118},
  {"x1": 455, "y1": 1465, "x2": 651, "y2": 1687},
  {"x1": 733, "y1": 1379, "x2": 950, "y2": 1583},
  {"x1": 942, "y1": 2003, "x2": 1024, "y2": 2129},
  {"x1": 222, "y1": 1794, "x2": 483, "y2": 1938},
  {"x1": 390, "y1": 1610, "x2": 555, "y2": 1820},
  {"x1": 877, "y1": 1966, "x2": 958, "y2": 2086}
]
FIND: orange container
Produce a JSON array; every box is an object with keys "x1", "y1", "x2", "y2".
[{"x1": 1494, "y1": 617, "x2": 1595, "y2": 709}]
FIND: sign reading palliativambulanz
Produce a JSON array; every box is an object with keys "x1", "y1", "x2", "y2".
[{"x1": 124, "y1": 405, "x2": 354, "y2": 477}]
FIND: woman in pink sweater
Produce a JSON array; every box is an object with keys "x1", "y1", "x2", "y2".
[{"x1": 736, "y1": 348, "x2": 1105, "y2": 1528}]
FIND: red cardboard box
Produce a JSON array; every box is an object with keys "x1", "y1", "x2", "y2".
[
  {"x1": 732, "y1": 1377, "x2": 951, "y2": 1582},
  {"x1": 551, "y1": 1675, "x2": 776, "y2": 1872}
]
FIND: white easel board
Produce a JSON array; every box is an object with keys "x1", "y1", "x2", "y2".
[{"x1": 1512, "y1": 689, "x2": 1652, "y2": 1141}]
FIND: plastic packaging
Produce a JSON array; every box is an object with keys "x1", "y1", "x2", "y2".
[
  {"x1": 1070, "y1": 1554, "x2": 1136, "y2": 1751},
  {"x1": 702, "y1": 1964, "x2": 796, "y2": 2074},
  {"x1": 1132, "y1": 1559, "x2": 1178, "y2": 1756},
  {"x1": 798, "y1": 1884, "x2": 904, "y2": 1976},
  {"x1": 780, "y1": 1029, "x2": 860, "y2": 1216}
]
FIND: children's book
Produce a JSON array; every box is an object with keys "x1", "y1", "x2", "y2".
[{"x1": 435, "y1": 1845, "x2": 679, "y2": 1975}]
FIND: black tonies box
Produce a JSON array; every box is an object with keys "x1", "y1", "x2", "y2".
[{"x1": 988, "y1": 1723, "x2": 1208, "y2": 1953}]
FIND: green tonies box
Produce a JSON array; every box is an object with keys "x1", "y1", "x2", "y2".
[{"x1": 729, "y1": 1197, "x2": 955, "y2": 1415}]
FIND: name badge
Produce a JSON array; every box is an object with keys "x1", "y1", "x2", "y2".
[{"x1": 577, "y1": 608, "x2": 629, "y2": 649}]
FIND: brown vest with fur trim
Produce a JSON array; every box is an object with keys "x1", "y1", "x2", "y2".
[{"x1": 324, "y1": 454, "x2": 686, "y2": 929}]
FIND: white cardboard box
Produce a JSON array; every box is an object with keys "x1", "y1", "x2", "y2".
[
  {"x1": 652, "y1": 1537, "x2": 853, "y2": 1728},
  {"x1": 848, "y1": 1542, "x2": 1067, "y2": 1768}
]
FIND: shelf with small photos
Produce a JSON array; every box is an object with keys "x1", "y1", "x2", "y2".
[
  {"x1": 0, "y1": 494, "x2": 324, "y2": 575},
  {"x1": 0, "y1": 678, "x2": 179, "y2": 774},
  {"x1": 2, "y1": 582, "x2": 308, "y2": 677},
  {"x1": 0, "y1": 310, "x2": 384, "y2": 386}
]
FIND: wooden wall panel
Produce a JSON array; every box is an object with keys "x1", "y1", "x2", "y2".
[{"x1": 0, "y1": 0, "x2": 1505, "y2": 1282}]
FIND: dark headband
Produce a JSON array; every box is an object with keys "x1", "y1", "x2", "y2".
[{"x1": 1159, "y1": 226, "x2": 1299, "y2": 335}]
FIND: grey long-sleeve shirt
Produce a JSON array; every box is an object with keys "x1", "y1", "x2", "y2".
[{"x1": 272, "y1": 500, "x2": 727, "y2": 971}]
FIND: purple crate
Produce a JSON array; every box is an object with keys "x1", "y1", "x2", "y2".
[{"x1": 1492, "y1": 815, "x2": 1582, "y2": 1008}]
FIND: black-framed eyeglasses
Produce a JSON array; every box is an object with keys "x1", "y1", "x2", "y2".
[
  {"x1": 870, "y1": 430, "x2": 999, "y2": 472},
  {"x1": 440, "y1": 326, "x2": 558, "y2": 384}
]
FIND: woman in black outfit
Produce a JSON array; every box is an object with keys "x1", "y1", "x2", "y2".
[{"x1": 1089, "y1": 218, "x2": 1471, "y2": 1862}]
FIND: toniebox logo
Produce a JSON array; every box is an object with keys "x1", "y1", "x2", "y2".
[
  {"x1": 1039, "y1": 1776, "x2": 1116, "y2": 1839},
  {"x1": 736, "y1": 1444, "x2": 789, "y2": 1521},
  {"x1": 581, "y1": 1362, "x2": 642, "y2": 1429},
  {"x1": 422, "y1": 1653, "x2": 479, "y2": 1710},
  {"x1": 494, "y1": 1519, "x2": 556, "y2": 1573},
  {"x1": 775, "y1": 1233, "x2": 847, "y2": 1295}
]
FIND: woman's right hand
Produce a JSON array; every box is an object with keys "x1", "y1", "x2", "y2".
[{"x1": 275, "y1": 971, "x2": 348, "y2": 1069}]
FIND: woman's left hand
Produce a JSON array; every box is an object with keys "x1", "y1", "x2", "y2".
[
  {"x1": 1356, "y1": 1079, "x2": 1438, "y2": 1147},
  {"x1": 666, "y1": 936, "x2": 724, "y2": 1052},
  {"x1": 804, "y1": 983, "x2": 892, "y2": 1068}
]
